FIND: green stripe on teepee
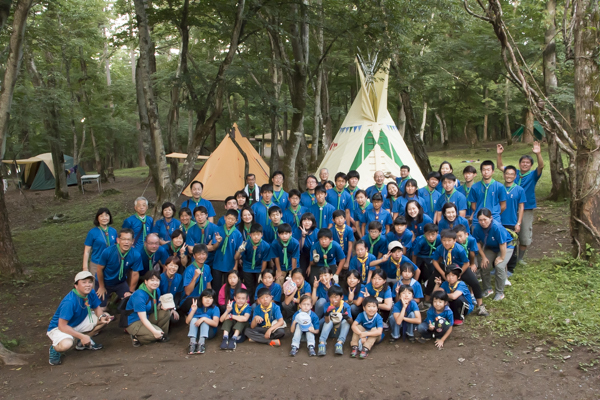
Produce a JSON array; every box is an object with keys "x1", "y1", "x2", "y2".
[
  {"x1": 377, "y1": 130, "x2": 404, "y2": 168},
  {"x1": 364, "y1": 130, "x2": 376, "y2": 154},
  {"x1": 350, "y1": 143, "x2": 364, "y2": 171},
  {"x1": 349, "y1": 130, "x2": 376, "y2": 171}
]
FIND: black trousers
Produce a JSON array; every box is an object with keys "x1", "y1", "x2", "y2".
[
  {"x1": 211, "y1": 270, "x2": 227, "y2": 297},
  {"x1": 448, "y1": 294, "x2": 470, "y2": 321},
  {"x1": 415, "y1": 257, "x2": 435, "y2": 285},
  {"x1": 424, "y1": 267, "x2": 482, "y2": 300},
  {"x1": 241, "y1": 270, "x2": 260, "y2": 304}
]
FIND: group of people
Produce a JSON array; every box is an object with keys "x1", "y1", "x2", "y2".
[{"x1": 47, "y1": 142, "x2": 544, "y2": 364}]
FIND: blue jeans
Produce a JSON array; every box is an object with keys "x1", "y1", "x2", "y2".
[
  {"x1": 319, "y1": 319, "x2": 350, "y2": 344},
  {"x1": 291, "y1": 328, "x2": 315, "y2": 348},
  {"x1": 389, "y1": 311, "x2": 416, "y2": 339},
  {"x1": 350, "y1": 304, "x2": 361, "y2": 320},
  {"x1": 188, "y1": 319, "x2": 216, "y2": 341},
  {"x1": 315, "y1": 298, "x2": 327, "y2": 319}
]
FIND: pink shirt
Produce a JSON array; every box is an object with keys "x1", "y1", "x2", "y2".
[{"x1": 218, "y1": 284, "x2": 249, "y2": 305}]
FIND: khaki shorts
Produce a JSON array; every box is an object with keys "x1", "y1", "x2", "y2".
[
  {"x1": 519, "y1": 210, "x2": 534, "y2": 246},
  {"x1": 47, "y1": 313, "x2": 98, "y2": 346}
]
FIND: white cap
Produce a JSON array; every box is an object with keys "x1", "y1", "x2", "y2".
[
  {"x1": 159, "y1": 293, "x2": 176, "y2": 310},
  {"x1": 74, "y1": 271, "x2": 94, "y2": 283},
  {"x1": 388, "y1": 241, "x2": 404, "y2": 252}
]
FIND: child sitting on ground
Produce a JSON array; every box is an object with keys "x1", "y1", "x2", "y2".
[
  {"x1": 416, "y1": 290, "x2": 454, "y2": 349},
  {"x1": 433, "y1": 264, "x2": 474, "y2": 326},
  {"x1": 219, "y1": 288, "x2": 251, "y2": 350},
  {"x1": 281, "y1": 268, "x2": 312, "y2": 320},
  {"x1": 289, "y1": 294, "x2": 319, "y2": 357},
  {"x1": 350, "y1": 296, "x2": 384, "y2": 359},
  {"x1": 393, "y1": 264, "x2": 424, "y2": 305},
  {"x1": 185, "y1": 289, "x2": 220, "y2": 355},
  {"x1": 342, "y1": 270, "x2": 363, "y2": 319},
  {"x1": 358, "y1": 269, "x2": 393, "y2": 326},
  {"x1": 245, "y1": 287, "x2": 285, "y2": 347},
  {"x1": 217, "y1": 270, "x2": 247, "y2": 314},
  {"x1": 254, "y1": 269, "x2": 282, "y2": 306},
  {"x1": 318, "y1": 285, "x2": 353, "y2": 356},
  {"x1": 389, "y1": 285, "x2": 422, "y2": 342}
]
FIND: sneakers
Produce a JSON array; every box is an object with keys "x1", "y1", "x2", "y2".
[
  {"x1": 505, "y1": 279, "x2": 512, "y2": 287},
  {"x1": 188, "y1": 342, "x2": 196, "y2": 355},
  {"x1": 415, "y1": 335, "x2": 427, "y2": 344},
  {"x1": 49, "y1": 346, "x2": 62, "y2": 366},
  {"x1": 334, "y1": 342, "x2": 343, "y2": 355},
  {"x1": 482, "y1": 289, "x2": 494, "y2": 298},
  {"x1": 382, "y1": 322, "x2": 390, "y2": 331},
  {"x1": 389, "y1": 336, "x2": 398, "y2": 343},
  {"x1": 220, "y1": 337, "x2": 229, "y2": 350},
  {"x1": 308, "y1": 345, "x2": 316, "y2": 357},
  {"x1": 269, "y1": 339, "x2": 281, "y2": 347},
  {"x1": 454, "y1": 319, "x2": 464, "y2": 326},
  {"x1": 350, "y1": 346, "x2": 359, "y2": 358},
  {"x1": 317, "y1": 343, "x2": 326, "y2": 356},
  {"x1": 75, "y1": 339, "x2": 103, "y2": 351},
  {"x1": 196, "y1": 343, "x2": 206, "y2": 354},
  {"x1": 518, "y1": 259, "x2": 528, "y2": 266},
  {"x1": 289, "y1": 346, "x2": 299, "y2": 356},
  {"x1": 420, "y1": 302, "x2": 431, "y2": 311},
  {"x1": 228, "y1": 337, "x2": 237, "y2": 350},
  {"x1": 407, "y1": 335, "x2": 416, "y2": 343},
  {"x1": 493, "y1": 293, "x2": 505, "y2": 301},
  {"x1": 130, "y1": 335, "x2": 141, "y2": 348},
  {"x1": 359, "y1": 348, "x2": 370, "y2": 359},
  {"x1": 478, "y1": 304, "x2": 490, "y2": 316}
]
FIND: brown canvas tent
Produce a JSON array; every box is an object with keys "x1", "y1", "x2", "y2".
[{"x1": 182, "y1": 124, "x2": 270, "y2": 200}]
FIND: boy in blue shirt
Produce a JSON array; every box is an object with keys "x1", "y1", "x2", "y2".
[
  {"x1": 352, "y1": 189, "x2": 372, "y2": 237},
  {"x1": 410, "y1": 223, "x2": 441, "y2": 288},
  {"x1": 345, "y1": 170, "x2": 361, "y2": 199},
  {"x1": 283, "y1": 189, "x2": 307, "y2": 237},
  {"x1": 348, "y1": 240, "x2": 377, "y2": 284},
  {"x1": 185, "y1": 206, "x2": 219, "y2": 264},
  {"x1": 331, "y1": 210, "x2": 354, "y2": 262},
  {"x1": 251, "y1": 184, "x2": 275, "y2": 229},
  {"x1": 326, "y1": 172, "x2": 353, "y2": 220},
  {"x1": 271, "y1": 170, "x2": 289, "y2": 210},
  {"x1": 386, "y1": 216, "x2": 414, "y2": 256},
  {"x1": 309, "y1": 229, "x2": 346, "y2": 284},
  {"x1": 217, "y1": 196, "x2": 239, "y2": 226},
  {"x1": 122, "y1": 197, "x2": 154, "y2": 251},
  {"x1": 245, "y1": 287, "x2": 285, "y2": 346},
  {"x1": 361, "y1": 221, "x2": 388, "y2": 258},
  {"x1": 500, "y1": 166, "x2": 527, "y2": 275},
  {"x1": 318, "y1": 285, "x2": 353, "y2": 356},
  {"x1": 309, "y1": 185, "x2": 335, "y2": 230},
  {"x1": 47, "y1": 271, "x2": 112, "y2": 365},
  {"x1": 434, "y1": 264, "x2": 474, "y2": 326},
  {"x1": 434, "y1": 173, "x2": 468, "y2": 224},
  {"x1": 207, "y1": 209, "x2": 243, "y2": 294},
  {"x1": 364, "y1": 193, "x2": 393, "y2": 234},
  {"x1": 235, "y1": 224, "x2": 271, "y2": 303},
  {"x1": 350, "y1": 296, "x2": 384, "y2": 359},
  {"x1": 181, "y1": 181, "x2": 216, "y2": 222},
  {"x1": 458, "y1": 166, "x2": 477, "y2": 222},
  {"x1": 263, "y1": 206, "x2": 283, "y2": 244},
  {"x1": 219, "y1": 288, "x2": 252, "y2": 350},
  {"x1": 416, "y1": 290, "x2": 454, "y2": 348},
  {"x1": 270, "y1": 223, "x2": 300, "y2": 285},
  {"x1": 418, "y1": 172, "x2": 442, "y2": 220},
  {"x1": 390, "y1": 165, "x2": 412, "y2": 194},
  {"x1": 468, "y1": 160, "x2": 507, "y2": 224},
  {"x1": 180, "y1": 244, "x2": 213, "y2": 315}
]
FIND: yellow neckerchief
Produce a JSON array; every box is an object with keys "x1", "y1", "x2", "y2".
[
  {"x1": 260, "y1": 303, "x2": 273, "y2": 327},
  {"x1": 357, "y1": 255, "x2": 369, "y2": 282},
  {"x1": 335, "y1": 225, "x2": 345, "y2": 249},
  {"x1": 372, "y1": 284, "x2": 384, "y2": 298},
  {"x1": 296, "y1": 281, "x2": 305, "y2": 301},
  {"x1": 391, "y1": 256, "x2": 402, "y2": 280},
  {"x1": 449, "y1": 281, "x2": 459, "y2": 292},
  {"x1": 444, "y1": 245, "x2": 454, "y2": 267},
  {"x1": 333, "y1": 300, "x2": 345, "y2": 313},
  {"x1": 234, "y1": 302, "x2": 248, "y2": 315}
]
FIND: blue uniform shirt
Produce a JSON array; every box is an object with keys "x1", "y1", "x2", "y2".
[
  {"x1": 352, "y1": 202, "x2": 373, "y2": 227},
  {"x1": 516, "y1": 169, "x2": 542, "y2": 209},
  {"x1": 126, "y1": 287, "x2": 162, "y2": 325},
  {"x1": 386, "y1": 230, "x2": 414, "y2": 254},
  {"x1": 437, "y1": 216, "x2": 470, "y2": 233},
  {"x1": 458, "y1": 184, "x2": 475, "y2": 218},
  {"x1": 84, "y1": 226, "x2": 117, "y2": 264},
  {"x1": 361, "y1": 234, "x2": 388, "y2": 257},
  {"x1": 211, "y1": 226, "x2": 244, "y2": 273},
  {"x1": 379, "y1": 255, "x2": 419, "y2": 280},
  {"x1": 309, "y1": 202, "x2": 335, "y2": 230},
  {"x1": 501, "y1": 184, "x2": 527, "y2": 226},
  {"x1": 355, "y1": 311, "x2": 384, "y2": 330},
  {"x1": 294, "y1": 228, "x2": 319, "y2": 253},
  {"x1": 282, "y1": 206, "x2": 308, "y2": 237},
  {"x1": 254, "y1": 283, "x2": 282, "y2": 304},
  {"x1": 139, "y1": 246, "x2": 170, "y2": 276},
  {"x1": 160, "y1": 242, "x2": 187, "y2": 265},
  {"x1": 467, "y1": 180, "x2": 507, "y2": 223},
  {"x1": 122, "y1": 214, "x2": 154, "y2": 250},
  {"x1": 240, "y1": 239, "x2": 271, "y2": 273},
  {"x1": 262, "y1": 223, "x2": 280, "y2": 245},
  {"x1": 472, "y1": 220, "x2": 514, "y2": 253},
  {"x1": 424, "y1": 305, "x2": 454, "y2": 326},
  {"x1": 268, "y1": 238, "x2": 301, "y2": 271},
  {"x1": 395, "y1": 177, "x2": 411, "y2": 194},
  {"x1": 364, "y1": 208, "x2": 393, "y2": 230},
  {"x1": 359, "y1": 282, "x2": 393, "y2": 300},
  {"x1": 432, "y1": 244, "x2": 469, "y2": 268},
  {"x1": 272, "y1": 189, "x2": 290, "y2": 210},
  {"x1": 417, "y1": 188, "x2": 442, "y2": 219},
  {"x1": 315, "y1": 281, "x2": 339, "y2": 300},
  {"x1": 185, "y1": 222, "x2": 219, "y2": 264},
  {"x1": 395, "y1": 196, "x2": 427, "y2": 217},
  {"x1": 435, "y1": 190, "x2": 468, "y2": 213},
  {"x1": 394, "y1": 278, "x2": 424, "y2": 299},
  {"x1": 252, "y1": 302, "x2": 283, "y2": 328},
  {"x1": 458, "y1": 234, "x2": 479, "y2": 255},
  {"x1": 331, "y1": 224, "x2": 354, "y2": 255},
  {"x1": 435, "y1": 180, "x2": 462, "y2": 193},
  {"x1": 392, "y1": 299, "x2": 419, "y2": 316},
  {"x1": 151, "y1": 218, "x2": 181, "y2": 242},
  {"x1": 310, "y1": 241, "x2": 346, "y2": 268},
  {"x1": 326, "y1": 188, "x2": 353, "y2": 211},
  {"x1": 292, "y1": 310, "x2": 320, "y2": 330},
  {"x1": 348, "y1": 253, "x2": 377, "y2": 283},
  {"x1": 159, "y1": 272, "x2": 184, "y2": 297},
  {"x1": 98, "y1": 245, "x2": 143, "y2": 286},
  {"x1": 181, "y1": 198, "x2": 216, "y2": 218},
  {"x1": 189, "y1": 304, "x2": 220, "y2": 319},
  {"x1": 300, "y1": 192, "x2": 317, "y2": 208},
  {"x1": 412, "y1": 235, "x2": 442, "y2": 259},
  {"x1": 181, "y1": 263, "x2": 213, "y2": 304},
  {"x1": 48, "y1": 289, "x2": 101, "y2": 331},
  {"x1": 441, "y1": 281, "x2": 474, "y2": 314},
  {"x1": 365, "y1": 185, "x2": 388, "y2": 200},
  {"x1": 406, "y1": 214, "x2": 433, "y2": 237},
  {"x1": 251, "y1": 201, "x2": 275, "y2": 229}
]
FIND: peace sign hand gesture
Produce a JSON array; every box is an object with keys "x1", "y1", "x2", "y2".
[
  {"x1": 215, "y1": 233, "x2": 223, "y2": 243},
  {"x1": 382, "y1": 251, "x2": 391, "y2": 261},
  {"x1": 190, "y1": 298, "x2": 198, "y2": 312}
]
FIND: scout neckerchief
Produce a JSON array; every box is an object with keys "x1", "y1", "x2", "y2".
[
  {"x1": 251, "y1": 239, "x2": 262, "y2": 270},
  {"x1": 372, "y1": 283, "x2": 384, "y2": 298},
  {"x1": 359, "y1": 200, "x2": 371, "y2": 214},
  {"x1": 518, "y1": 170, "x2": 533, "y2": 186},
  {"x1": 362, "y1": 311, "x2": 376, "y2": 326},
  {"x1": 334, "y1": 187, "x2": 345, "y2": 209},
  {"x1": 135, "y1": 214, "x2": 148, "y2": 242},
  {"x1": 99, "y1": 226, "x2": 111, "y2": 247},
  {"x1": 443, "y1": 245, "x2": 454, "y2": 267},
  {"x1": 234, "y1": 302, "x2": 248, "y2": 315},
  {"x1": 260, "y1": 199, "x2": 272, "y2": 225},
  {"x1": 357, "y1": 255, "x2": 369, "y2": 282},
  {"x1": 335, "y1": 225, "x2": 345, "y2": 250},
  {"x1": 505, "y1": 182, "x2": 517, "y2": 195},
  {"x1": 116, "y1": 244, "x2": 130, "y2": 280},
  {"x1": 316, "y1": 202, "x2": 327, "y2": 229},
  {"x1": 140, "y1": 282, "x2": 157, "y2": 320},
  {"x1": 308, "y1": 192, "x2": 316, "y2": 205},
  {"x1": 387, "y1": 195, "x2": 397, "y2": 209},
  {"x1": 482, "y1": 179, "x2": 496, "y2": 208},
  {"x1": 425, "y1": 187, "x2": 436, "y2": 213},
  {"x1": 273, "y1": 188, "x2": 284, "y2": 204},
  {"x1": 144, "y1": 247, "x2": 155, "y2": 272},
  {"x1": 321, "y1": 243, "x2": 333, "y2": 267},
  {"x1": 192, "y1": 261, "x2": 205, "y2": 293},
  {"x1": 166, "y1": 273, "x2": 176, "y2": 292},
  {"x1": 444, "y1": 189, "x2": 457, "y2": 205},
  {"x1": 248, "y1": 186, "x2": 256, "y2": 204},
  {"x1": 279, "y1": 239, "x2": 290, "y2": 270},
  {"x1": 425, "y1": 239, "x2": 437, "y2": 257},
  {"x1": 269, "y1": 222, "x2": 278, "y2": 239},
  {"x1": 190, "y1": 197, "x2": 202, "y2": 209},
  {"x1": 391, "y1": 257, "x2": 402, "y2": 280},
  {"x1": 181, "y1": 221, "x2": 196, "y2": 234},
  {"x1": 296, "y1": 281, "x2": 305, "y2": 301},
  {"x1": 368, "y1": 235, "x2": 380, "y2": 254},
  {"x1": 374, "y1": 184, "x2": 384, "y2": 193},
  {"x1": 72, "y1": 288, "x2": 93, "y2": 323},
  {"x1": 243, "y1": 224, "x2": 251, "y2": 240},
  {"x1": 260, "y1": 303, "x2": 273, "y2": 327},
  {"x1": 449, "y1": 281, "x2": 459, "y2": 292},
  {"x1": 464, "y1": 184, "x2": 473, "y2": 210},
  {"x1": 346, "y1": 186, "x2": 357, "y2": 198},
  {"x1": 221, "y1": 225, "x2": 236, "y2": 255},
  {"x1": 372, "y1": 208, "x2": 382, "y2": 221},
  {"x1": 461, "y1": 237, "x2": 469, "y2": 253},
  {"x1": 170, "y1": 242, "x2": 182, "y2": 256},
  {"x1": 288, "y1": 206, "x2": 301, "y2": 227},
  {"x1": 198, "y1": 221, "x2": 209, "y2": 243}
]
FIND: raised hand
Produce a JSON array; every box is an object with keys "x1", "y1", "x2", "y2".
[
  {"x1": 532, "y1": 141, "x2": 541, "y2": 154},
  {"x1": 496, "y1": 143, "x2": 504, "y2": 154},
  {"x1": 215, "y1": 233, "x2": 223, "y2": 243},
  {"x1": 191, "y1": 298, "x2": 198, "y2": 312},
  {"x1": 382, "y1": 251, "x2": 391, "y2": 261},
  {"x1": 226, "y1": 300, "x2": 233, "y2": 312}
]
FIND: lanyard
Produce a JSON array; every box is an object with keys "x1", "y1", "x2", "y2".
[
  {"x1": 144, "y1": 247, "x2": 154, "y2": 272},
  {"x1": 72, "y1": 289, "x2": 93, "y2": 323},
  {"x1": 99, "y1": 226, "x2": 110, "y2": 247},
  {"x1": 140, "y1": 283, "x2": 157, "y2": 320}
]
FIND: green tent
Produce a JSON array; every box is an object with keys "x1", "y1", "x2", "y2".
[
  {"x1": 2, "y1": 153, "x2": 83, "y2": 190},
  {"x1": 512, "y1": 121, "x2": 545, "y2": 141}
]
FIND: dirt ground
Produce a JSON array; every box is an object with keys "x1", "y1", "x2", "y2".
[{"x1": 1, "y1": 172, "x2": 598, "y2": 400}]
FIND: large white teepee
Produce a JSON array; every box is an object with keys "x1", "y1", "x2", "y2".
[{"x1": 317, "y1": 59, "x2": 427, "y2": 188}]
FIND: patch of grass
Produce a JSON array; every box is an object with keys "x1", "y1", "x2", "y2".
[
  {"x1": 113, "y1": 166, "x2": 148, "y2": 178},
  {"x1": 472, "y1": 253, "x2": 600, "y2": 345}
]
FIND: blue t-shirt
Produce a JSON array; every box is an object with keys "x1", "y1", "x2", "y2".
[
  {"x1": 467, "y1": 180, "x2": 507, "y2": 223},
  {"x1": 229, "y1": 303, "x2": 252, "y2": 317},
  {"x1": 255, "y1": 283, "x2": 282, "y2": 303},
  {"x1": 386, "y1": 230, "x2": 414, "y2": 254},
  {"x1": 459, "y1": 234, "x2": 479, "y2": 254},
  {"x1": 294, "y1": 228, "x2": 319, "y2": 253},
  {"x1": 309, "y1": 203, "x2": 335, "y2": 230},
  {"x1": 323, "y1": 301, "x2": 352, "y2": 320},
  {"x1": 240, "y1": 239, "x2": 271, "y2": 273},
  {"x1": 432, "y1": 244, "x2": 469, "y2": 268},
  {"x1": 315, "y1": 281, "x2": 339, "y2": 300},
  {"x1": 272, "y1": 189, "x2": 290, "y2": 210},
  {"x1": 501, "y1": 184, "x2": 527, "y2": 227},
  {"x1": 291, "y1": 281, "x2": 312, "y2": 301},
  {"x1": 185, "y1": 222, "x2": 219, "y2": 264},
  {"x1": 282, "y1": 206, "x2": 307, "y2": 237},
  {"x1": 417, "y1": 188, "x2": 442, "y2": 219},
  {"x1": 211, "y1": 226, "x2": 244, "y2": 273},
  {"x1": 424, "y1": 305, "x2": 454, "y2": 326},
  {"x1": 84, "y1": 226, "x2": 117, "y2": 264},
  {"x1": 48, "y1": 290, "x2": 101, "y2": 331},
  {"x1": 440, "y1": 281, "x2": 473, "y2": 314},
  {"x1": 352, "y1": 202, "x2": 373, "y2": 226},
  {"x1": 348, "y1": 253, "x2": 377, "y2": 283},
  {"x1": 326, "y1": 188, "x2": 353, "y2": 211},
  {"x1": 355, "y1": 311, "x2": 384, "y2": 330},
  {"x1": 188, "y1": 304, "x2": 220, "y2": 319},
  {"x1": 159, "y1": 272, "x2": 184, "y2": 297},
  {"x1": 181, "y1": 198, "x2": 216, "y2": 218},
  {"x1": 98, "y1": 245, "x2": 143, "y2": 286},
  {"x1": 122, "y1": 214, "x2": 154, "y2": 250},
  {"x1": 361, "y1": 234, "x2": 388, "y2": 257},
  {"x1": 268, "y1": 238, "x2": 301, "y2": 271},
  {"x1": 262, "y1": 223, "x2": 281, "y2": 245},
  {"x1": 139, "y1": 246, "x2": 169, "y2": 276},
  {"x1": 292, "y1": 310, "x2": 320, "y2": 330},
  {"x1": 181, "y1": 263, "x2": 213, "y2": 304},
  {"x1": 383, "y1": 196, "x2": 399, "y2": 213},
  {"x1": 435, "y1": 190, "x2": 468, "y2": 213},
  {"x1": 395, "y1": 196, "x2": 427, "y2": 217},
  {"x1": 331, "y1": 224, "x2": 355, "y2": 255},
  {"x1": 359, "y1": 282, "x2": 393, "y2": 300},
  {"x1": 364, "y1": 208, "x2": 393, "y2": 230},
  {"x1": 394, "y1": 278, "x2": 424, "y2": 300},
  {"x1": 516, "y1": 169, "x2": 542, "y2": 210},
  {"x1": 458, "y1": 184, "x2": 475, "y2": 217},
  {"x1": 310, "y1": 241, "x2": 346, "y2": 268},
  {"x1": 472, "y1": 220, "x2": 514, "y2": 253},
  {"x1": 251, "y1": 201, "x2": 275, "y2": 229},
  {"x1": 406, "y1": 214, "x2": 433, "y2": 237},
  {"x1": 160, "y1": 242, "x2": 187, "y2": 265},
  {"x1": 395, "y1": 177, "x2": 411, "y2": 194},
  {"x1": 392, "y1": 299, "x2": 419, "y2": 316},
  {"x1": 365, "y1": 185, "x2": 388, "y2": 200},
  {"x1": 379, "y1": 256, "x2": 419, "y2": 280},
  {"x1": 300, "y1": 192, "x2": 317, "y2": 208},
  {"x1": 437, "y1": 216, "x2": 470, "y2": 233},
  {"x1": 126, "y1": 287, "x2": 162, "y2": 325},
  {"x1": 252, "y1": 302, "x2": 283, "y2": 328},
  {"x1": 151, "y1": 218, "x2": 181, "y2": 242},
  {"x1": 436, "y1": 180, "x2": 462, "y2": 193},
  {"x1": 412, "y1": 235, "x2": 442, "y2": 259}
]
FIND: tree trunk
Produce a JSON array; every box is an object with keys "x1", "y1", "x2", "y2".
[
  {"x1": 435, "y1": 111, "x2": 446, "y2": 146},
  {"x1": 523, "y1": 109, "x2": 534, "y2": 143},
  {"x1": 504, "y1": 77, "x2": 513, "y2": 145},
  {"x1": 397, "y1": 93, "x2": 406, "y2": 138},
  {"x1": 401, "y1": 90, "x2": 432, "y2": 175},
  {"x1": 311, "y1": 0, "x2": 323, "y2": 166},
  {"x1": 418, "y1": 101, "x2": 428, "y2": 141},
  {"x1": 131, "y1": 34, "x2": 145, "y2": 167},
  {"x1": 135, "y1": 61, "x2": 159, "y2": 186},
  {"x1": 321, "y1": 71, "x2": 332, "y2": 154},
  {"x1": 483, "y1": 86, "x2": 489, "y2": 141}
]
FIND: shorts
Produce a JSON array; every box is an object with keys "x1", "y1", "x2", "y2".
[
  {"x1": 47, "y1": 314, "x2": 99, "y2": 346},
  {"x1": 95, "y1": 280, "x2": 131, "y2": 307},
  {"x1": 519, "y1": 210, "x2": 534, "y2": 246}
]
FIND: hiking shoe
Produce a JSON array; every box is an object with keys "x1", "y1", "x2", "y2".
[
  {"x1": 518, "y1": 259, "x2": 528, "y2": 266},
  {"x1": 49, "y1": 346, "x2": 62, "y2": 366},
  {"x1": 350, "y1": 346, "x2": 359, "y2": 358},
  {"x1": 308, "y1": 345, "x2": 317, "y2": 357},
  {"x1": 196, "y1": 344, "x2": 206, "y2": 354},
  {"x1": 130, "y1": 335, "x2": 141, "y2": 348},
  {"x1": 317, "y1": 343, "x2": 326, "y2": 356},
  {"x1": 389, "y1": 336, "x2": 398, "y2": 343},
  {"x1": 482, "y1": 289, "x2": 494, "y2": 298},
  {"x1": 75, "y1": 339, "x2": 103, "y2": 351},
  {"x1": 157, "y1": 335, "x2": 169, "y2": 343},
  {"x1": 269, "y1": 339, "x2": 281, "y2": 347},
  {"x1": 359, "y1": 348, "x2": 370, "y2": 359},
  {"x1": 289, "y1": 346, "x2": 299, "y2": 356},
  {"x1": 220, "y1": 337, "x2": 229, "y2": 350},
  {"x1": 505, "y1": 279, "x2": 512, "y2": 287},
  {"x1": 227, "y1": 337, "x2": 237, "y2": 350},
  {"x1": 382, "y1": 322, "x2": 390, "y2": 331},
  {"x1": 420, "y1": 302, "x2": 431, "y2": 311},
  {"x1": 454, "y1": 319, "x2": 464, "y2": 326},
  {"x1": 408, "y1": 335, "x2": 416, "y2": 343},
  {"x1": 493, "y1": 293, "x2": 505, "y2": 301},
  {"x1": 478, "y1": 304, "x2": 490, "y2": 316},
  {"x1": 188, "y1": 343, "x2": 196, "y2": 355},
  {"x1": 334, "y1": 342, "x2": 344, "y2": 355}
]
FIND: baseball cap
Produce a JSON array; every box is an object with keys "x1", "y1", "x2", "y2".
[
  {"x1": 74, "y1": 271, "x2": 94, "y2": 283},
  {"x1": 159, "y1": 293, "x2": 176, "y2": 309},
  {"x1": 387, "y1": 241, "x2": 404, "y2": 252}
]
